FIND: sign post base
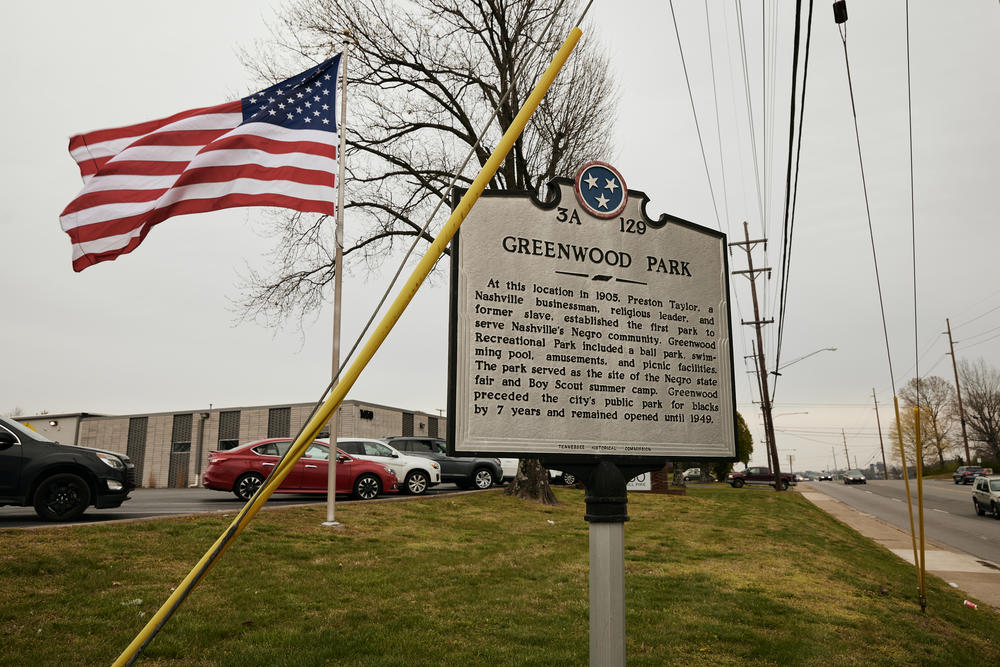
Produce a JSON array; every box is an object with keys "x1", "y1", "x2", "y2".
[{"x1": 551, "y1": 458, "x2": 666, "y2": 667}]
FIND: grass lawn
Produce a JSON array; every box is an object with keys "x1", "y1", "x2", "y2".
[{"x1": 1, "y1": 487, "x2": 998, "y2": 665}]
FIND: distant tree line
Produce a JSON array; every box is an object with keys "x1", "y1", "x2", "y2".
[{"x1": 890, "y1": 357, "x2": 1000, "y2": 469}]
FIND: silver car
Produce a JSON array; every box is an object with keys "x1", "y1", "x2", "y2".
[{"x1": 972, "y1": 475, "x2": 1000, "y2": 519}]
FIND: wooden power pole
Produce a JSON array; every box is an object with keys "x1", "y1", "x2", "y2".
[
  {"x1": 945, "y1": 318, "x2": 972, "y2": 464},
  {"x1": 873, "y1": 389, "x2": 889, "y2": 479},
  {"x1": 842, "y1": 429, "x2": 851, "y2": 471},
  {"x1": 730, "y1": 222, "x2": 782, "y2": 489}
]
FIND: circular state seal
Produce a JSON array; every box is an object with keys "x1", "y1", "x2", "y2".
[{"x1": 574, "y1": 161, "x2": 627, "y2": 219}]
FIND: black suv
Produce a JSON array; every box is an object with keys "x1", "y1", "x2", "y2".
[
  {"x1": 384, "y1": 437, "x2": 502, "y2": 490},
  {"x1": 0, "y1": 416, "x2": 135, "y2": 521}
]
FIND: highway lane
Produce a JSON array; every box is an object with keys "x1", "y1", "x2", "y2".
[{"x1": 803, "y1": 479, "x2": 1000, "y2": 565}]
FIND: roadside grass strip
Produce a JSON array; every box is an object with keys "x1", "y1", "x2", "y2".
[{"x1": 1, "y1": 488, "x2": 998, "y2": 665}]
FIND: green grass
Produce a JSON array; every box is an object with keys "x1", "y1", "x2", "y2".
[{"x1": 1, "y1": 488, "x2": 998, "y2": 665}]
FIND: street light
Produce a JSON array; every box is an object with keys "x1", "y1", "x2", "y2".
[{"x1": 772, "y1": 347, "x2": 837, "y2": 376}]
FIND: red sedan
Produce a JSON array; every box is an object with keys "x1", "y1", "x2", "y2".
[{"x1": 202, "y1": 438, "x2": 398, "y2": 501}]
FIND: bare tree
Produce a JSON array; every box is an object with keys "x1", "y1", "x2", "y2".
[
  {"x1": 891, "y1": 376, "x2": 958, "y2": 467},
  {"x1": 237, "y1": 0, "x2": 616, "y2": 327},
  {"x1": 959, "y1": 358, "x2": 1000, "y2": 463},
  {"x1": 240, "y1": 0, "x2": 617, "y2": 503}
]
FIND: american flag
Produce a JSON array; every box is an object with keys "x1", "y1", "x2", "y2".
[{"x1": 60, "y1": 55, "x2": 342, "y2": 272}]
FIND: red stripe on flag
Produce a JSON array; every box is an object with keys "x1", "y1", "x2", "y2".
[
  {"x1": 202, "y1": 134, "x2": 337, "y2": 159},
  {"x1": 88, "y1": 160, "x2": 189, "y2": 177},
  {"x1": 174, "y1": 164, "x2": 336, "y2": 188},
  {"x1": 127, "y1": 128, "x2": 233, "y2": 149},
  {"x1": 61, "y1": 189, "x2": 166, "y2": 217},
  {"x1": 70, "y1": 193, "x2": 336, "y2": 272},
  {"x1": 67, "y1": 101, "x2": 242, "y2": 151},
  {"x1": 76, "y1": 155, "x2": 114, "y2": 179}
]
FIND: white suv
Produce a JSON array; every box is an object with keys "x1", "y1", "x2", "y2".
[
  {"x1": 336, "y1": 438, "x2": 441, "y2": 495},
  {"x1": 972, "y1": 475, "x2": 1000, "y2": 519}
]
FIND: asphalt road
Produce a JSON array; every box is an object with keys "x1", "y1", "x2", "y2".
[
  {"x1": 0, "y1": 484, "x2": 472, "y2": 530},
  {"x1": 802, "y1": 479, "x2": 1000, "y2": 565}
]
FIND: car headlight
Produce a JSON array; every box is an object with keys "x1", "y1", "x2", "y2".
[
  {"x1": 97, "y1": 452, "x2": 124, "y2": 470},
  {"x1": 430, "y1": 462, "x2": 439, "y2": 469},
  {"x1": 383, "y1": 466, "x2": 394, "y2": 475}
]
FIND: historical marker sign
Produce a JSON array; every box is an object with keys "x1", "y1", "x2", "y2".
[{"x1": 447, "y1": 164, "x2": 736, "y2": 462}]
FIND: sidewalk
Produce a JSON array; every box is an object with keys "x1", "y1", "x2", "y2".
[{"x1": 799, "y1": 487, "x2": 1000, "y2": 611}]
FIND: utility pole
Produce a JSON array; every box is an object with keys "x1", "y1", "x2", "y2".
[
  {"x1": 873, "y1": 389, "x2": 889, "y2": 479},
  {"x1": 945, "y1": 318, "x2": 971, "y2": 464},
  {"x1": 832, "y1": 446, "x2": 838, "y2": 472},
  {"x1": 730, "y1": 222, "x2": 782, "y2": 489},
  {"x1": 842, "y1": 429, "x2": 850, "y2": 471},
  {"x1": 747, "y1": 342, "x2": 772, "y2": 469}
]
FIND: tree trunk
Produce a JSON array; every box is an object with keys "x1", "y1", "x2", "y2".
[{"x1": 505, "y1": 458, "x2": 557, "y2": 505}]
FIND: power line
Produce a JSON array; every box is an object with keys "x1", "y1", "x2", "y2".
[
  {"x1": 773, "y1": 0, "x2": 814, "y2": 399},
  {"x1": 667, "y1": 0, "x2": 723, "y2": 231},
  {"x1": 835, "y1": 6, "x2": 899, "y2": 397}
]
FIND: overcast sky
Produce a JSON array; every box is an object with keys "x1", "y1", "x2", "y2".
[{"x1": 3, "y1": 1, "x2": 998, "y2": 472}]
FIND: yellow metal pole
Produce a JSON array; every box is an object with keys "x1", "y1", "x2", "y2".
[
  {"x1": 894, "y1": 397, "x2": 921, "y2": 602},
  {"x1": 113, "y1": 26, "x2": 583, "y2": 667},
  {"x1": 914, "y1": 406, "x2": 927, "y2": 611}
]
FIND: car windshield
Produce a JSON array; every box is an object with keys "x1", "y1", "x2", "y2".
[
  {"x1": 991, "y1": 479, "x2": 1000, "y2": 492},
  {"x1": 0, "y1": 416, "x2": 56, "y2": 443},
  {"x1": 847, "y1": 470, "x2": 863, "y2": 476}
]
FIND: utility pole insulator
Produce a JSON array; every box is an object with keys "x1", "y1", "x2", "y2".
[{"x1": 833, "y1": 1, "x2": 848, "y2": 25}]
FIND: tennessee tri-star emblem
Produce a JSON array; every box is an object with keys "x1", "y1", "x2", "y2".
[{"x1": 574, "y1": 161, "x2": 627, "y2": 219}]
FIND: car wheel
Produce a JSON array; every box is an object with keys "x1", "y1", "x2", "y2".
[
  {"x1": 472, "y1": 468, "x2": 494, "y2": 490},
  {"x1": 404, "y1": 470, "x2": 429, "y2": 495},
  {"x1": 731, "y1": 479, "x2": 744, "y2": 488},
  {"x1": 975, "y1": 500, "x2": 986, "y2": 516},
  {"x1": 33, "y1": 473, "x2": 91, "y2": 521},
  {"x1": 955, "y1": 479, "x2": 960, "y2": 485},
  {"x1": 993, "y1": 502, "x2": 1000, "y2": 520},
  {"x1": 561, "y1": 472, "x2": 577, "y2": 486},
  {"x1": 354, "y1": 474, "x2": 381, "y2": 500},
  {"x1": 779, "y1": 480, "x2": 789, "y2": 491},
  {"x1": 234, "y1": 472, "x2": 264, "y2": 502}
]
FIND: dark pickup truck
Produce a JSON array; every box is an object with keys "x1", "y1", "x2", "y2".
[{"x1": 727, "y1": 466, "x2": 796, "y2": 490}]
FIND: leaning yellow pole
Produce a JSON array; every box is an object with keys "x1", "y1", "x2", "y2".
[
  {"x1": 113, "y1": 27, "x2": 583, "y2": 667},
  {"x1": 914, "y1": 406, "x2": 927, "y2": 611},
  {"x1": 893, "y1": 396, "x2": 920, "y2": 599}
]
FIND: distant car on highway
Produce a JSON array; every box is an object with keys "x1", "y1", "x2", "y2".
[
  {"x1": 843, "y1": 469, "x2": 867, "y2": 485},
  {"x1": 335, "y1": 438, "x2": 440, "y2": 495},
  {"x1": 954, "y1": 466, "x2": 985, "y2": 485},
  {"x1": 202, "y1": 438, "x2": 398, "y2": 501},
  {"x1": 818, "y1": 473, "x2": 833, "y2": 481},
  {"x1": 0, "y1": 415, "x2": 135, "y2": 521},
  {"x1": 972, "y1": 475, "x2": 1000, "y2": 519}
]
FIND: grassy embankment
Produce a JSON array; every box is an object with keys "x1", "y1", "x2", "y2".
[{"x1": 1, "y1": 487, "x2": 998, "y2": 665}]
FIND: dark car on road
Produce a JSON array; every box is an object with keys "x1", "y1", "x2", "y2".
[
  {"x1": 0, "y1": 415, "x2": 135, "y2": 521},
  {"x1": 843, "y1": 469, "x2": 867, "y2": 485},
  {"x1": 954, "y1": 466, "x2": 985, "y2": 485},
  {"x1": 384, "y1": 436, "x2": 503, "y2": 490}
]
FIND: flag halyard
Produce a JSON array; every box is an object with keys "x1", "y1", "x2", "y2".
[{"x1": 61, "y1": 55, "x2": 342, "y2": 272}]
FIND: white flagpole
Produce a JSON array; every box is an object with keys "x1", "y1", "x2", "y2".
[{"x1": 325, "y1": 41, "x2": 350, "y2": 527}]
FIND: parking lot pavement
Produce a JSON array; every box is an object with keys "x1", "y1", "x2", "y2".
[
  {"x1": 0, "y1": 484, "x2": 480, "y2": 529},
  {"x1": 800, "y1": 487, "x2": 1000, "y2": 611}
]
